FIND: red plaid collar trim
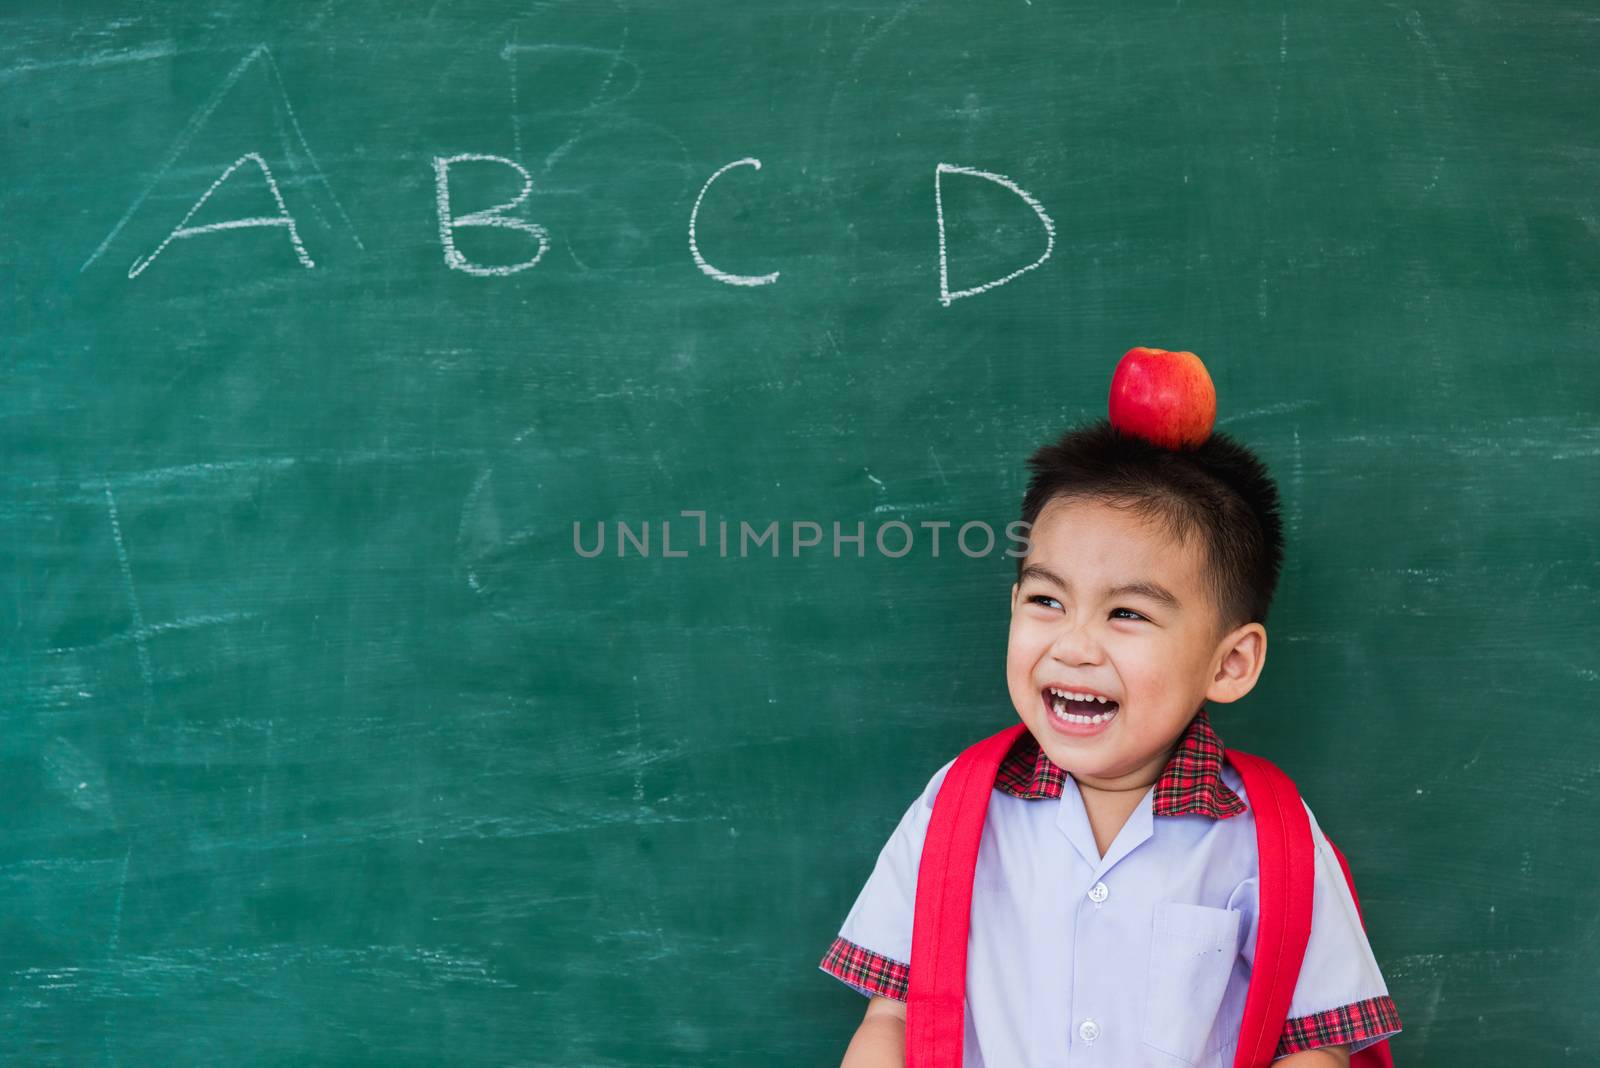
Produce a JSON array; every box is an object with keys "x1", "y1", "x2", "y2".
[{"x1": 994, "y1": 706, "x2": 1247, "y2": 819}]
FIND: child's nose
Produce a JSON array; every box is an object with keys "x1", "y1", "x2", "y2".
[{"x1": 1048, "y1": 617, "x2": 1104, "y2": 662}]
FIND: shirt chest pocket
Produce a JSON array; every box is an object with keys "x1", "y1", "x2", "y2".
[{"x1": 1140, "y1": 901, "x2": 1243, "y2": 1066}]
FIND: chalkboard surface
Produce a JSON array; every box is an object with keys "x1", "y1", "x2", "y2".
[{"x1": 3, "y1": 3, "x2": 1596, "y2": 1065}]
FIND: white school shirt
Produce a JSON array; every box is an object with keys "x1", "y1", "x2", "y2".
[{"x1": 820, "y1": 709, "x2": 1402, "y2": 1066}]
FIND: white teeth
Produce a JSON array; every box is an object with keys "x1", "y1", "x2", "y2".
[
  {"x1": 1046, "y1": 688, "x2": 1119, "y2": 726},
  {"x1": 1047, "y1": 688, "x2": 1114, "y2": 704},
  {"x1": 1049, "y1": 701, "x2": 1116, "y2": 725}
]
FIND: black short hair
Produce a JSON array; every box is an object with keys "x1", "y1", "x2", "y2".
[{"x1": 1016, "y1": 418, "x2": 1286, "y2": 638}]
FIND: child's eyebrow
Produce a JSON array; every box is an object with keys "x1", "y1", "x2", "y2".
[{"x1": 1019, "y1": 564, "x2": 1183, "y2": 611}]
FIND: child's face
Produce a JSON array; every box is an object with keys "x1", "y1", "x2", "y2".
[{"x1": 1006, "y1": 495, "x2": 1266, "y2": 794}]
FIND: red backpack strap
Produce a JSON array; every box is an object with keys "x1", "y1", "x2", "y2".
[
  {"x1": 1228, "y1": 749, "x2": 1397, "y2": 1068},
  {"x1": 1226, "y1": 748, "x2": 1317, "y2": 1068},
  {"x1": 905, "y1": 723, "x2": 1028, "y2": 1068}
]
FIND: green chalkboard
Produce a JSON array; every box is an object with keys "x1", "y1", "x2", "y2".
[{"x1": 3, "y1": 2, "x2": 1596, "y2": 1065}]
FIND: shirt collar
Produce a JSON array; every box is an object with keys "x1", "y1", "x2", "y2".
[{"x1": 993, "y1": 705, "x2": 1247, "y2": 819}]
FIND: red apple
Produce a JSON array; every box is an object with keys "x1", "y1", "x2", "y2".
[{"x1": 1107, "y1": 346, "x2": 1216, "y2": 449}]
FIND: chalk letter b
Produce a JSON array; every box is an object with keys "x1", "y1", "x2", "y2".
[{"x1": 432, "y1": 153, "x2": 550, "y2": 277}]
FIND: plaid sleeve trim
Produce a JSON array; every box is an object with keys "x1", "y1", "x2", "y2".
[
  {"x1": 1275, "y1": 993, "x2": 1402, "y2": 1057},
  {"x1": 818, "y1": 935, "x2": 909, "y2": 1002}
]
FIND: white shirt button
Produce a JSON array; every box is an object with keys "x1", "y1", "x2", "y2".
[
  {"x1": 1078, "y1": 1018, "x2": 1101, "y2": 1043},
  {"x1": 1088, "y1": 881, "x2": 1109, "y2": 903}
]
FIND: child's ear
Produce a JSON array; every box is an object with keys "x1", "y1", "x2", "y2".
[{"x1": 1207, "y1": 623, "x2": 1268, "y2": 703}]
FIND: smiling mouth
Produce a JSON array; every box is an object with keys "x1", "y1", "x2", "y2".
[{"x1": 1042, "y1": 687, "x2": 1120, "y2": 725}]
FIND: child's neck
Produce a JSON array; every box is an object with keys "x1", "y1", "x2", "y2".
[
  {"x1": 1074, "y1": 777, "x2": 1157, "y2": 859},
  {"x1": 1069, "y1": 731, "x2": 1187, "y2": 857}
]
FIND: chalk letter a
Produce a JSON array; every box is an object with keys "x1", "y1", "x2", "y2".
[{"x1": 128, "y1": 152, "x2": 315, "y2": 279}]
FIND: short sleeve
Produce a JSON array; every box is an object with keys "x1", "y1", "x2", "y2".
[
  {"x1": 1240, "y1": 799, "x2": 1404, "y2": 1059},
  {"x1": 817, "y1": 756, "x2": 957, "y2": 1001}
]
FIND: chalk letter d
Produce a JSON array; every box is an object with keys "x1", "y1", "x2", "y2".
[{"x1": 934, "y1": 163, "x2": 1056, "y2": 307}]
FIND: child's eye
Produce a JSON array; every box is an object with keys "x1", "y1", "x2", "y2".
[{"x1": 1026, "y1": 596, "x2": 1144, "y2": 622}]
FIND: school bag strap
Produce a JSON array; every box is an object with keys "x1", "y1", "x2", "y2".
[
  {"x1": 1226, "y1": 747, "x2": 1396, "y2": 1068},
  {"x1": 905, "y1": 722, "x2": 1027, "y2": 1068},
  {"x1": 1225, "y1": 748, "x2": 1317, "y2": 1068}
]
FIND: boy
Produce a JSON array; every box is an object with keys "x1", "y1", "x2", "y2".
[{"x1": 819, "y1": 418, "x2": 1402, "y2": 1067}]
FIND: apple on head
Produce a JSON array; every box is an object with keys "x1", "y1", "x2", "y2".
[{"x1": 1107, "y1": 346, "x2": 1217, "y2": 450}]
